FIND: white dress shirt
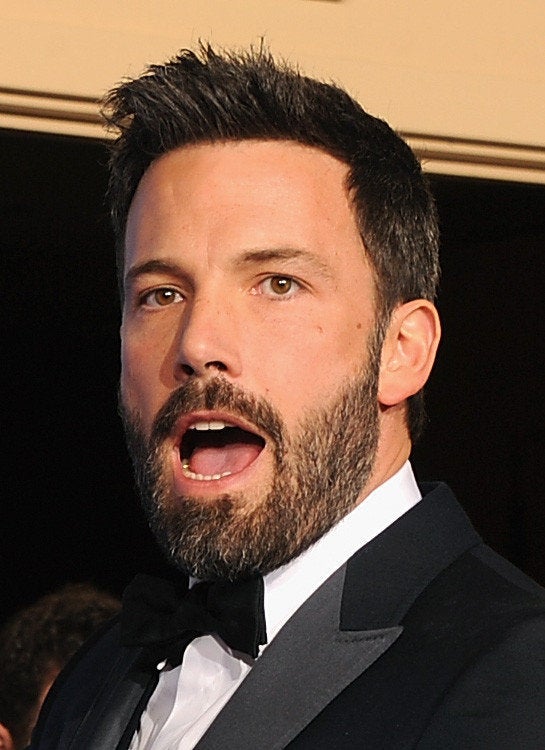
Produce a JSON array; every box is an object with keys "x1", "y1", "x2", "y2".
[{"x1": 129, "y1": 461, "x2": 421, "y2": 750}]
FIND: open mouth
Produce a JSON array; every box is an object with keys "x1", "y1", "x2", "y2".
[{"x1": 180, "y1": 419, "x2": 266, "y2": 482}]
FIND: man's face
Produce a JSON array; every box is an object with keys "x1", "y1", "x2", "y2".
[{"x1": 121, "y1": 140, "x2": 382, "y2": 579}]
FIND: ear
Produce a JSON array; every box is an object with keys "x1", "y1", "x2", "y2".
[
  {"x1": 0, "y1": 723, "x2": 15, "y2": 750},
  {"x1": 378, "y1": 299, "x2": 441, "y2": 407}
]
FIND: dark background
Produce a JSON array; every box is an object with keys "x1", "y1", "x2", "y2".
[{"x1": 1, "y1": 128, "x2": 544, "y2": 622}]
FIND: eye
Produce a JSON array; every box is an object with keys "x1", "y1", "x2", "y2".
[
  {"x1": 258, "y1": 276, "x2": 301, "y2": 298},
  {"x1": 140, "y1": 288, "x2": 184, "y2": 308}
]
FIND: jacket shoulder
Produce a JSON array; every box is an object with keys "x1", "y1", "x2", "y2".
[
  {"x1": 391, "y1": 545, "x2": 545, "y2": 748},
  {"x1": 416, "y1": 573, "x2": 545, "y2": 749}
]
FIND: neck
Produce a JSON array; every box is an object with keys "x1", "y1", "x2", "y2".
[{"x1": 357, "y1": 405, "x2": 412, "y2": 505}]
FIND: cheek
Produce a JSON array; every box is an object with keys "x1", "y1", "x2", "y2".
[
  {"x1": 120, "y1": 337, "x2": 166, "y2": 421},
  {"x1": 254, "y1": 319, "x2": 369, "y2": 415}
]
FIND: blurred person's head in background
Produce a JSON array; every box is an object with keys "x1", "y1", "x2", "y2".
[{"x1": 0, "y1": 584, "x2": 120, "y2": 750}]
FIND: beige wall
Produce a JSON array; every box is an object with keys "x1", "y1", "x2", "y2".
[{"x1": 1, "y1": 0, "x2": 544, "y2": 182}]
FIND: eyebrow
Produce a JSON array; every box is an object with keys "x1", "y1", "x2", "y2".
[
  {"x1": 123, "y1": 247, "x2": 335, "y2": 288},
  {"x1": 233, "y1": 247, "x2": 334, "y2": 279},
  {"x1": 124, "y1": 259, "x2": 186, "y2": 287}
]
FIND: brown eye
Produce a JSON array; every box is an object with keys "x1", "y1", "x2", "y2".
[
  {"x1": 254, "y1": 275, "x2": 301, "y2": 299},
  {"x1": 142, "y1": 288, "x2": 183, "y2": 307},
  {"x1": 269, "y1": 277, "x2": 293, "y2": 295}
]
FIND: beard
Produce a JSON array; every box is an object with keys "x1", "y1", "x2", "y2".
[{"x1": 121, "y1": 333, "x2": 382, "y2": 582}]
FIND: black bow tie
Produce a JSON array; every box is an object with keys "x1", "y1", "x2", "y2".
[{"x1": 120, "y1": 573, "x2": 267, "y2": 668}]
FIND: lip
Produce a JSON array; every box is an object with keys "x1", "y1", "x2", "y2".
[{"x1": 168, "y1": 410, "x2": 270, "y2": 497}]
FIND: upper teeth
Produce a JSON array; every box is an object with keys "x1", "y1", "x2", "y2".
[{"x1": 189, "y1": 420, "x2": 228, "y2": 431}]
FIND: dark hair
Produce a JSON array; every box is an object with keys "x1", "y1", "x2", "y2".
[
  {"x1": 0, "y1": 584, "x2": 120, "y2": 750},
  {"x1": 104, "y1": 44, "x2": 440, "y2": 440}
]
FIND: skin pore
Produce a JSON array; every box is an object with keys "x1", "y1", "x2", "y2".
[{"x1": 120, "y1": 140, "x2": 440, "y2": 580}]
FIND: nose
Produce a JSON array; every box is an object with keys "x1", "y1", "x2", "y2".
[{"x1": 174, "y1": 295, "x2": 242, "y2": 379}]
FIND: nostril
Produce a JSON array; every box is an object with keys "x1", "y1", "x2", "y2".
[
  {"x1": 205, "y1": 361, "x2": 228, "y2": 372},
  {"x1": 176, "y1": 358, "x2": 231, "y2": 379}
]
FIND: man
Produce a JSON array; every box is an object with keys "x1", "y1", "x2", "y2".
[
  {"x1": 0, "y1": 584, "x2": 120, "y2": 750},
  {"x1": 31, "y1": 45, "x2": 545, "y2": 748}
]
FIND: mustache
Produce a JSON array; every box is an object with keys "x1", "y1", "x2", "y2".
[{"x1": 149, "y1": 377, "x2": 285, "y2": 449}]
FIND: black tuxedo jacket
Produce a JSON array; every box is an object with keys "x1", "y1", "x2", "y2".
[{"x1": 31, "y1": 483, "x2": 545, "y2": 749}]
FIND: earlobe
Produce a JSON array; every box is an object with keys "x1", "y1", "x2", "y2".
[
  {"x1": 378, "y1": 300, "x2": 441, "y2": 406},
  {"x1": 0, "y1": 722, "x2": 15, "y2": 750}
]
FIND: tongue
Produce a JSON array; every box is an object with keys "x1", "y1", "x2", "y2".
[{"x1": 189, "y1": 442, "x2": 262, "y2": 476}]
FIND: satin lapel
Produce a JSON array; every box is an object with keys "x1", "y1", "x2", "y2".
[
  {"x1": 49, "y1": 625, "x2": 158, "y2": 750},
  {"x1": 195, "y1": 565, "x2": 401, "y2": 750},
  {"x1": 340, "y1": 482, "x2": 482, "y2": 631},
  {"x1": 76, "y1": 657, "x2": 158, "y2": 750}
]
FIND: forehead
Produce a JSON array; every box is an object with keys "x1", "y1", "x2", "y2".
[
  {"x1": 133, "y1": 137, "x2": 351, "y2": 195},
  {"x1": 125, "y1": 140, "x2": 365, "y2": 271}
]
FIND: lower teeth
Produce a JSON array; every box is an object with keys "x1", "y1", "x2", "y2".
[{"x1": 181, "y1": 461, "x2": 232, "y2": 482}]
